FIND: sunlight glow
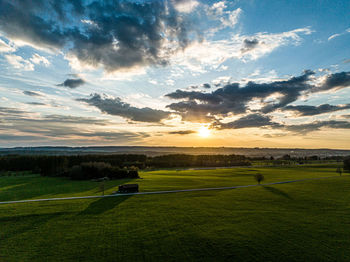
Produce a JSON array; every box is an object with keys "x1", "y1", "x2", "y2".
[{"x1": 198, "y1": 126, "x2": 211, "y2": 138}]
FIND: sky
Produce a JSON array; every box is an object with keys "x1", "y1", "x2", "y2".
[{"x1": 0, "y1": 0, "x2": 350, "y2": 149}]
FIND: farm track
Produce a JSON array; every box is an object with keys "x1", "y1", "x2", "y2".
[{"x1": 0, "y1": 175, "x2": 345, "y2": 205}]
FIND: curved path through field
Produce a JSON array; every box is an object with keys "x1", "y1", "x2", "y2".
[{"x1": 0, "y1": 175, "x2": 344, "y2": 205}]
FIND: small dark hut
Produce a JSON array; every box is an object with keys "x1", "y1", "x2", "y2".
[{"x1": 118, "y1": 184, "x2": 139, "y2": 193}]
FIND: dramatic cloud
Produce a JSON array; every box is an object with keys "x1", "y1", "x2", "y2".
[
  {"x1": 213, "y1": 113, "x2": 350, "y2": 135},
  {"x1": 283, "y1": 103, "x2": 350, "y2": 116},
  {"x1": 58, "y1": 78, "x2": 85, "y2": 88},
  {"x1": 166, "y1": 70, "x2": 316, "y2": 120},
  {"x1": 78, "y1": 94, "x2": 171, "y2": 123},
  {"x1": 316, "y1": 71, "x2": 350, "y2": 92},
  {"x1": 216, "y1": 114, "x2": 281, "y2": 129},
  {"x1": 0, "y1": 0, "x2": 197, "y2": 72},
  {"x1": 23, "y1": 90, "x2": 42, "y2": 97},
  {"x1": 166, "y1": 70, "x2": 350, "y2": 122}
]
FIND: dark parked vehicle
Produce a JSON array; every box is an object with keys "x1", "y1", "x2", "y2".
[{"x1": 118, "y1": 184, "x2": 139, "y2": 193}]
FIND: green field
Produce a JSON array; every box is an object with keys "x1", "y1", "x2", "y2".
[{"x1": 1, "y1": 165, "x2": 349, "y2": 261}]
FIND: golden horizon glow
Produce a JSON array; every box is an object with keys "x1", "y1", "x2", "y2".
[{"x1": 198, "y1": 126, "x2": 211, "y2": 138}]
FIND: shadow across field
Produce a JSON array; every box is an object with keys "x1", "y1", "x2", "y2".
[
  {"x1": 0, "y1": 176, "x2": 137, "y2": 202},
  {"x1": 78, "y1": 195, "x2": 131, "y2": 216},
  {"x1": 262, "y1": 186, "x2": 293, "y2": 200},
  {"x1": 0, "y1": 212, "x2": 69, "y2": 241}
]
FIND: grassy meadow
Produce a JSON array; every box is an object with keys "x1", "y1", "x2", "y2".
[{"x1": 0, "y1": 164, "x2": 349, "y2": 261}]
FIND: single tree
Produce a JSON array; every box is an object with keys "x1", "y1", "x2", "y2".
[
  {"x1": 336, "y1": 167, "x2": 343, "y2": 176},
  {"x1": 254, "y1": 173, "x2": 264, "y2": 184},
  {"x1": 99, "y1": 177, "x2": 109, "y2": 196}
]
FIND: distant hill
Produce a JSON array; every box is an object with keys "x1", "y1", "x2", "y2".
[{"x1": 0, "y1": 146, "x2": 349, "y2": 158}]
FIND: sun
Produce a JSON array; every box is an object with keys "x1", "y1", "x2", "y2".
[{"x1": 198, "y1": 126, "x2": 211, "y2": 138}]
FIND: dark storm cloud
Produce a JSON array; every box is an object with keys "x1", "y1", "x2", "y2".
[
  {"x1": 57, "y1": 78, "x2": 85, "y2": 88},
  {"x1": 213, "y1": 113, "x2": 350, "y2": 134},
  {"x1": 283, "y1": 103, "x2": 350, "y2": 116},
  {"x1": 0, "y1": 0, "x2": 69, "y2": 49},
  {"x1": 168, "y1": 130, "x2": 196, "y2": 135},
  {"x1": 216, "y1": 114, "x2": 281, "y2": 129},
  {"x1": 0, "y1": 0, "x2": 196, "y2": 72},
  {"x1": 166, "y1": 70, "x2": 350, "y2": 122},
  {"x1": 23, "y1": 90, "x2": 42, "y2": 96},
  {"x1": 317, "y1": 71, "x2": 350, "y2": 91},
  {"x1": 166, "y1": 70, "x2": 316, "y2": 120},
  {"x1": 202, "y1": 83, "x2": 211, "y2": 89},
  {"x1": 78, "y1": 94, "x2": 171, "y2": 123}
]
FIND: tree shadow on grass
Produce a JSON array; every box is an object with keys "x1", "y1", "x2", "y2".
[
  {"x1": 262, "y1": 186, "x2": 293, "y2": 200},
  {"x1": 78, "y1": 195, "x2": 131, "y2": 216},
  {"x1": 0, "y1": 212, "x2": 69, "y2": 241}
]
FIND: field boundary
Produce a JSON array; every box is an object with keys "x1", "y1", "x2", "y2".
[{"x1": 0, "y1": 175, "x2": 345, "y2": 205}]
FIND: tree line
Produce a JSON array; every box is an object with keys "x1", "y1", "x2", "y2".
[
  {"x1": 1, "y1": 154, "x2": 348, "y2": 180},
  {"x1": 0, "y1": 154, "x2": 250, "y2": 179}
]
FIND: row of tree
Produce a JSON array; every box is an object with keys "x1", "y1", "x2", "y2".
[
  {"x1": 1, "y1": 154, "x2": 348, "y2": 180},
  {"x1": 66, "y1": 162, "x2": 139, "y2": 180},
  {"x1": 0, "y1": 154, "x2": 250, "y2": 178}
]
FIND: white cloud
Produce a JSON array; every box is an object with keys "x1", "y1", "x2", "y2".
[
  {"x1": 81, "y1": 19, "x2": 98, "y2": 27},
  {"x1": 170, "y1": 27, "x2": 312, "y2": 73},
  {"x1": 328, "y1": 28, "x2": 350, "y2": 41},
  {"x1": 0, "y1": 39, "x2": 16, "y2": 53},
  {"x1": 5, "y1": 54, "x2": 34, "y2": 71},
  {"x1": 172, "y1": 0, "x2": 199, "y2": 13},
  {"x1": 30, "y1": 53, "x2": 50, "y2": 66},
  {"x1": 209, "y1": 1, "x2": 227, "y2": 16},
  {"x1": 328, "y1": 33, "x2": 341, "y2": 41},
  {"x1": 221, "y1": 8, "x2": 242, "y2": 28}
]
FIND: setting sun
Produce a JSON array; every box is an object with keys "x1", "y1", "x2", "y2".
[{"x1": 198, "y1": 126, "x2": 211, "y2": 138}]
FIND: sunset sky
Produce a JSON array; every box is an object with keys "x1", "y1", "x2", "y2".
[{"x1": 0, "y1": 0, "x2": 350, "y2": 148}]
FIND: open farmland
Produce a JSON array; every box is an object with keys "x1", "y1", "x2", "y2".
[{"x1": 0, "y1": 165, "x2": 349, "y2": 261}]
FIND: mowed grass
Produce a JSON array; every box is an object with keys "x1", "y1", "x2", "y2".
[
  {"x1": 0, "y1": 164, "x2": 341, "y2": 201},
  {"x1": 0, "y1": 165, "x2": 349, "y2": 261}
]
